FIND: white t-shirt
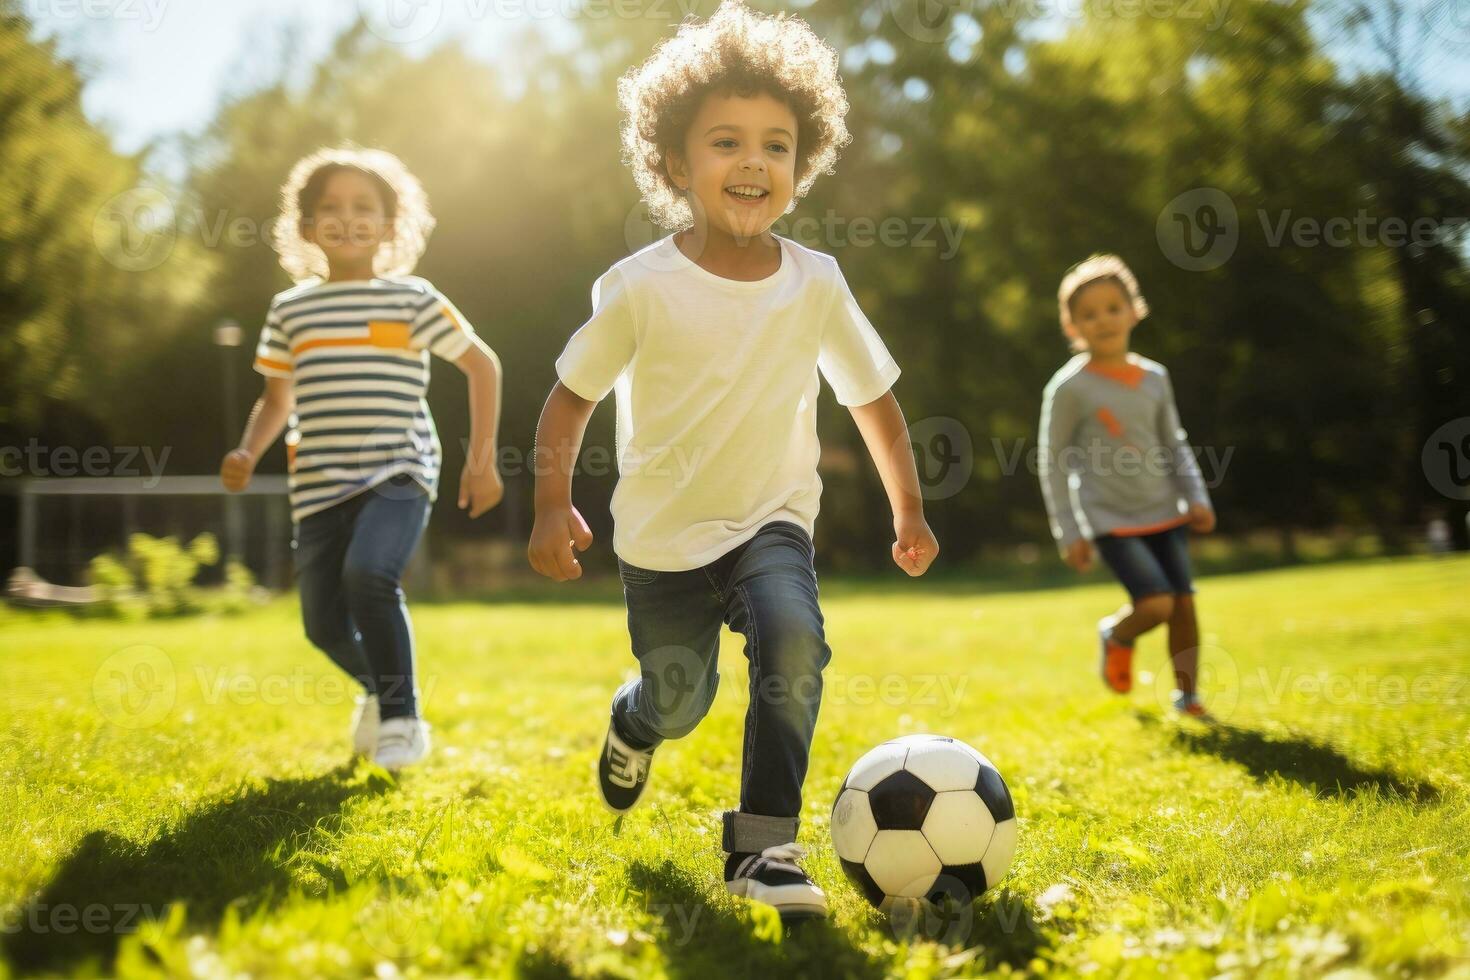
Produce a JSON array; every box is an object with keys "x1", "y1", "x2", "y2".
[{"x1": 555, "y1": 235, "x2": 900, "y2": 571}]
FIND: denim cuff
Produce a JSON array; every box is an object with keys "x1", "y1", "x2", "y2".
[{"x1": 721, "y1": 811, "x2": 799, "y2": 853}]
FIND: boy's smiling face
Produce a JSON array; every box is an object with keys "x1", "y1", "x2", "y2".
[
  {"x1": 302, "y1": 168, "x2": 393, "y2": 273},
  {"x1": 1069, "y1": 279, "x2": 1139, "y2": 358},
  {"x1": 667, "y1": 90, "x2": 798, "y2": 241}
]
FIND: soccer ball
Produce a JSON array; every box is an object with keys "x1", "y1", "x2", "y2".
[{"x1": 831, "y1": 734, "x2": 1017, "y2": 909}]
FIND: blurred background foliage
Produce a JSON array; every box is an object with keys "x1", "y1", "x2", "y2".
[{"x1": 2, "y1": 0, "x2": 1467, "y2": 578}]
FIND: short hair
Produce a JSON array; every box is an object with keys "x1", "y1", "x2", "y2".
[
  {"x1": 617, "y1": 0, "x2": 851, "y2": 230},
  {"x1": 1057, "y1": 253, "x2": 1150, "y2": 348},
  {"x1": 271, "y1": 146, "x2": 434, "y2": 282}
]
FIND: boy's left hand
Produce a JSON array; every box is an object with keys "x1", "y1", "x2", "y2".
[
  {"x1": 1188, "y1": 503, "x2": 1216, "y2": 534},
  {"x1": 459, "y1": 464, "x2": 504, "y2": 518},
  {"x1": 892, "y1": 514, "x2": 939, "y2": 577}
]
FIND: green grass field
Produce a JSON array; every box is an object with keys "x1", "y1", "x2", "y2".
[{"x1": 3, "y1": 555, "x2": 1468, "y2": 978}]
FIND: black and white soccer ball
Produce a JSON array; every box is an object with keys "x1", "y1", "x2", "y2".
[{"x1": 831, "y1": 734, "x2": 1017, "y2": 910}]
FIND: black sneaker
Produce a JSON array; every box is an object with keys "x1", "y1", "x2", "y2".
[
  {"x1": 597, "y1": 715, "x2": 655, "y2": 814},
  {"x1": 724, "y1": 843, "x2": 828, "y2": 919}
]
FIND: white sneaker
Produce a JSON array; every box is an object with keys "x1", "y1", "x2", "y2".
[
  {"x1": 351, "y1": 693, "x2": 379, "y2": 757},
  {"x1": 374, "y1": 716, "x2": 430, "y2": 771}
]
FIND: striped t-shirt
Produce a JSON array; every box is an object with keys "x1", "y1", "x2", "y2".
[{"x1": 253, "y1": 276, "x2": 476, "y2": 522}]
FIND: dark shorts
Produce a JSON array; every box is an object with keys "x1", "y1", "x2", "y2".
[{"x1": 1093, "y1": 524, "x2": 1195, "y2": 600}]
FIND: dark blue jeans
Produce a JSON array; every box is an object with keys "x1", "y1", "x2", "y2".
[
  {"x1": 293, "y1": 476, "x2": 431, "y2": 721},
  {"x1": 612, "y1": 521, "x2": 831, "y2": 853}
]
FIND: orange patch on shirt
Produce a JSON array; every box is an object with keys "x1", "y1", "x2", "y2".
[
  {"x1": 1085, "y1": 360, "x2": 1146, "y2": 388},
  {"x1": 368, "y1": 320, "x2": 413, "y2": 349},
  {"x1": 255, "y1": 355, "x2": 291, "y2": 374},
  {"x1": 1096, "y1": 406, "x2": 1125, "y2": 438}
]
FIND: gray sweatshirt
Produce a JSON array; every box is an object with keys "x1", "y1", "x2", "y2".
[{"x1": 1038, "y1": 353, "x2": 1212, "y2": 551}]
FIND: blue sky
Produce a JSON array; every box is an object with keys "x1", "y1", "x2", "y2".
[{"x1": 30, "y1": 0, "x2": 1470, "y2": 161}]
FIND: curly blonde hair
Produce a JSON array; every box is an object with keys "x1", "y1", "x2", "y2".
[
  {"x1": 618, "y1": 0, "x2": 851, "y2": 231},
  {"x1": 1057, "y1": 253, "x2": 1150, "y2": 349},
  {"x1": 271, "y1": 146, "x2": 434, "y2": 282}
]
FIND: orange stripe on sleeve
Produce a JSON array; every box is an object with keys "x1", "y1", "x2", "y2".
[
  {"x1": 441, "y1": 304, "x2": 468, "y2": 333},
  {"x1": 255, "y1": 356, "x2": 291, "y2": 373}
]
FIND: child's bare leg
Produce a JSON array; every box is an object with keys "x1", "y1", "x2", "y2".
[
  {"x1": 1168, "y1": 593, "x2": 1199, "y2": 696},
  {"x1": 1107, "y1": 593, "x2": 1175, "y2": 645}
]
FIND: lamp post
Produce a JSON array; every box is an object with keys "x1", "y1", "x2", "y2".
[{"x1": 214, "y1": 319, "x2": 243, "y2": 564}]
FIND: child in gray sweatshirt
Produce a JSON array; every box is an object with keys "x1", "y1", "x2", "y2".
[{"x1": 1037, "y1": 254, "x2": 1217, "y2": 718}]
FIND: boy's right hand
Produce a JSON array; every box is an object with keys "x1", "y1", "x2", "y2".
[
  {"x1": 1064, "y1": 538, "x2": 1093, "y2": 572},
  {"x1": 220, "y1": 449, "x2": 256, "y2": 493},
  {"x1": 528, "y1": 505, "x2": 594, "y2": 581}
]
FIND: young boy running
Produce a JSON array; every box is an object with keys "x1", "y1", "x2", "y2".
[{"x1": 527, "y1": 1, "x2": 937, "y2": 919}]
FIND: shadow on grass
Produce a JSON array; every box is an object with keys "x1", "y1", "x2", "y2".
[
  {"x1": 3, "y1": 762, "x2": 390, "y2": 976},
  {"x1": 627, "y1": 861, "x2": 1050, "y2": 977},
  {"x1": 1147, "y1": 714, "x2": 1440, "y2": 802},
  {"x1": 954, "y1": 887, "x2": 1050, "y2": 971},
  {"x1": 627, "y1": 859, "x2": 887, "y2": 978}
]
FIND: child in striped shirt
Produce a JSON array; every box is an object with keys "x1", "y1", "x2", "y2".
[
  {"x1": 1037, "y1": 254, "x2": 1216, "y2": 718},
  {"x1": 220, "y1": 147, "x2": 503, "y2": 769}
]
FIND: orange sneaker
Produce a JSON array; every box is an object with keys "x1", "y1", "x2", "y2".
[
  {"x1": 1098, "y1": 619, "x2": 1134, "y2": 693},
  {"x1": 1172, "y1": 691, "x2": 1213, "y2": 720}
]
